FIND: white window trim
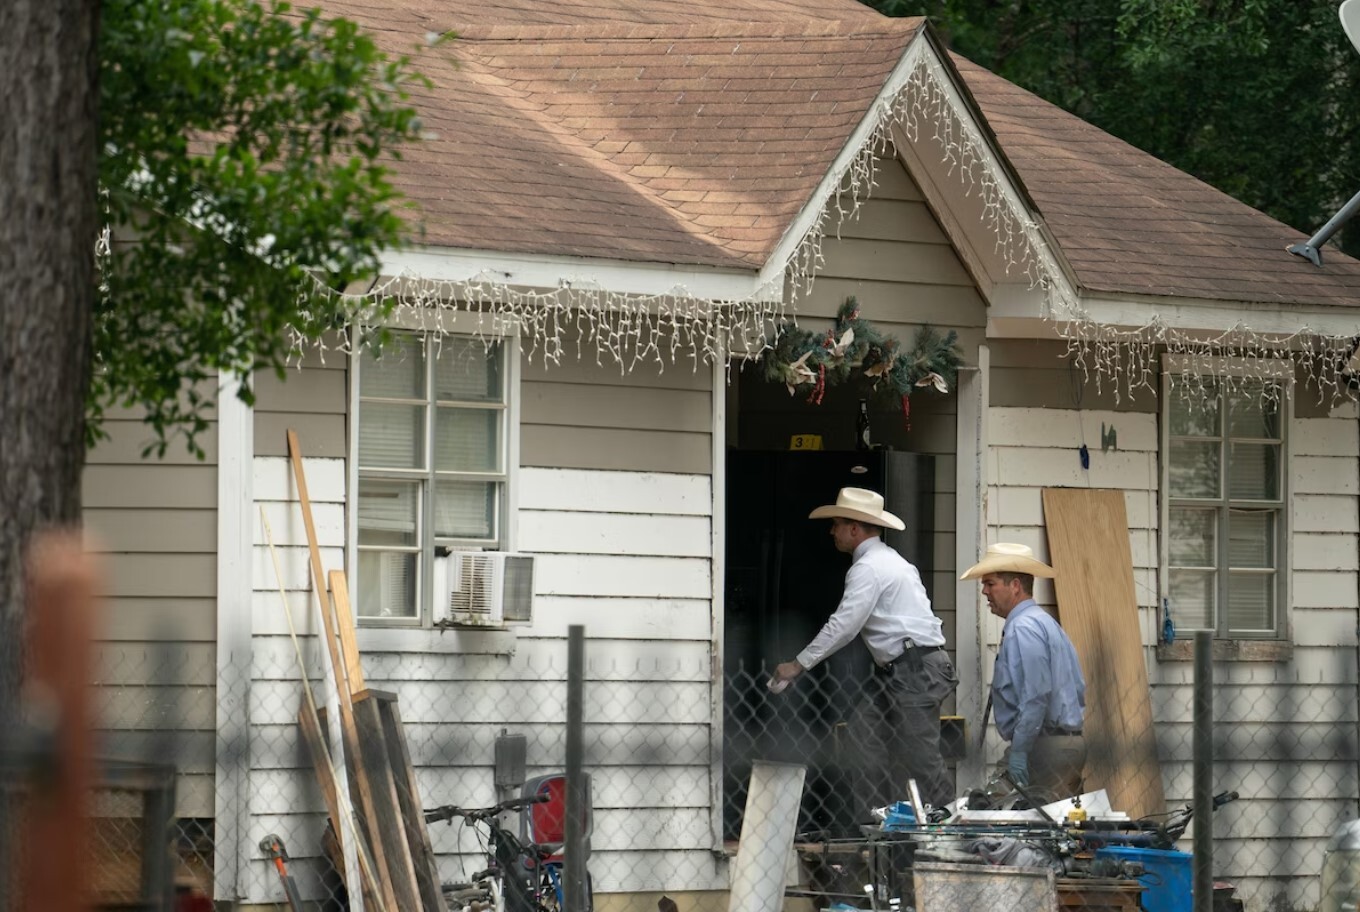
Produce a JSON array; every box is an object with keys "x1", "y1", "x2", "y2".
[
  {"x1": 346, "y1": 321, "x2": 522, "y2": 643},
  {"x1": 1158, "y1": 354, "x2": 1293, "y2": 642}
]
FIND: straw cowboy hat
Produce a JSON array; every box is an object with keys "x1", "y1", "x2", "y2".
[
  {"x1": 808, "y1": 487, "x2": 905, "y2": 531},
  {"x1": 960, "y1": 542, "x2": 1057, "y2": 580}
]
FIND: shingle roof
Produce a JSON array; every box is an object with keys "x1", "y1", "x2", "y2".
[
  {"x1": 325, "y1": 0, "x2": 882, "y2": 26},
  {"x1": 322, "y1": 0, "x2": 922, "y2": 269},
  {"x1": 951, "y1": 55, "x2": 1360, "y2": 308},
  {"x1": 320, "y1": 0, "x2": 1360, "y2": 308}
]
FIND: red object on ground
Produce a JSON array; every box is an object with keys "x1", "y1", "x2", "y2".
[{"x1": 174, "y1": 887, "x2": 214, "y2": 912}]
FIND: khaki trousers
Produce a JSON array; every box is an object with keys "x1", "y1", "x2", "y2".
[{"x1": 1000, "y1": 732, "x2": 1087, "y2": 806}]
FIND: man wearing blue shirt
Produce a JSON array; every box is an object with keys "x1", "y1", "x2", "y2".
[
  {"x1": 963, "y1": 543, "x2": 1087, "y2": 804},
  {"x1": 771, "y1": 487, "x2": 957, "y2": 809}
]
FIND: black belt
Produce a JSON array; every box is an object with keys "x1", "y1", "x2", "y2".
[
  {"x1": 1041, "y1": 727, "x2": 1083, "y2": 736},
  {"x1": 876, "y1": 644, "x2": 946, "y2": 671}
]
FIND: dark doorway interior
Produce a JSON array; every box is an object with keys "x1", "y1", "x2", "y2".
[{"x1": 722, "y1": 447, "x2": 935, "y2": 838}]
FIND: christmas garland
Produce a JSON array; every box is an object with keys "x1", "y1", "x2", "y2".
[{"x1": 762, "y1": 297, "x2": 964, "y2": 424}]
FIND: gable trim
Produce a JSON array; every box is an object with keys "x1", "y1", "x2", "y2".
[
  {"x1": 755, "y1": 24, "x2": 930, "y2": 297},
  {"x1": 380, "y1": 246, "x2": 774, "y2": 302}
]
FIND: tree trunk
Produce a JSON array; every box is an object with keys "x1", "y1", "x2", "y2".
[{"x1": 0, "y1": 0, "x2": 100, "y2": 903}]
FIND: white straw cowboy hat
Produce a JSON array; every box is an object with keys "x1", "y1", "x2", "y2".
[
  {"x1": 808, "y1": 487, "x2": 905, "y2": 531},
  {"x1": 960, "y1": 542, "x2": 1057, "y2": 580}
]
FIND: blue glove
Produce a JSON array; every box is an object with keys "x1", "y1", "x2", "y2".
[{"x1": 1007, "y1": 751, "x2": 1029, "y2": 788}]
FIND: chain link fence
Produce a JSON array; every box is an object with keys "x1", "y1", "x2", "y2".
[{"x1": 60, "y1": 634, "x2": 1360, "y2": 912}]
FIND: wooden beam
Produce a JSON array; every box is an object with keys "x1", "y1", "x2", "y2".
[
  {"x1": 287, "y1": 429, "x2": 342, "y2": 690},
  {"x1": 330, "y1": 569, "x2": 366, "y2": 695},
  {"x1": 300, "y1": 706, "x2": 381, "y2": 912},
  {"x1": 351, "y1": 692, "x2": 424, "y2": 912},
  {"x1": 369, "y1": 690, "x2": 445, "y2": 912}
]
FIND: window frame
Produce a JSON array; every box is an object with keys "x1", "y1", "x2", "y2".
[
  {"x1": 347, "y1": 323, "x2": 521, "y2": 629},
  {"x1": 1158, "y1": 355, "x2": 1292, "y2": 646}
]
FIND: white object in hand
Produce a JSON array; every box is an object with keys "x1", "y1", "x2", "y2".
[{"x1": 767, "y1": 676, "x2": 789, "y2": 694}]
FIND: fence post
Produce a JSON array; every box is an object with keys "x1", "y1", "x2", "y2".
[
  {"x1": 565, "y1": 625, "x2": 587, "y2": 912},
  {"x1": 1193, "y1": 630, "x2": 1213, "y2": 912}
]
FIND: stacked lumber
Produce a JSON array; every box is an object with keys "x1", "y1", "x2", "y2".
[{"x1": 284, "y1": 430, "x2": 444, "y2": 912}]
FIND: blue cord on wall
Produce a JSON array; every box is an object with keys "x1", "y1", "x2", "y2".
[{"x1": 1162, "y1": 597, "x2": 1176, "y2": 644}]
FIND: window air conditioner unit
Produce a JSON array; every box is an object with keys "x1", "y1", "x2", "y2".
[{"x1": 436, "y1": 551, "x2": 535, "y2": 627}]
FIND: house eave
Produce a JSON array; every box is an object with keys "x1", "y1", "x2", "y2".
[
  {"x1": 382, "y1": 245, "x2": 777, "y2": 303},
  {"x1": 985, "y1": 284, "x2": 1360, "y2": 340}
]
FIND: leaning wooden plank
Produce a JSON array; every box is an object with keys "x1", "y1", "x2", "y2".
[
  {"x1": 301, "y1": 706, "x2": 381, "y2": 912},
  {"x1": 287, "y1": 428, "x2": 338, "y2": 690},
  {"x1": 264, "y1": 508, "x2": 375, "y2": 912},
  {"x1": 369, "y1": 689, "x2": 444, "y2": 912},
  {"x1": 329, "y1": 569, "x2": 367, "y2": 695},
  {"x1": 351, "y1": 691, "x2": 424, "y2": 912},
  {"x1": 288, "y1": 431, "x2": 401, "y2": 912},
  {"x1": 1042, "y1": 487, "x2": 1165, "y2": 820}
]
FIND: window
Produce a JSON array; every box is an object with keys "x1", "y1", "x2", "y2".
[
  {"x1": 353, "y1": 331, "x2": 514, "y2": 623},
  {"x1": 1161, "y1": 359, "x2": 1290, "y2": 641}
]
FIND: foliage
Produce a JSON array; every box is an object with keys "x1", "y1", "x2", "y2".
[
  {"x1": 866, "y1": 0, "x2": 1360, "y2": 257},
  {"x1": 762, "y1": 298, "x2": 963, "y2": 419},
  {"x1": 96, "y1": 0, "x2": 433, "y2": 453}
]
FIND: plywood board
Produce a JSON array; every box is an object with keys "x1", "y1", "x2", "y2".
[
  {"x1": 914, "y1": 861, "x2": 1057, "y2": 912},
  {"x1": 1042, "y1": 488, "x2": 1165, "y2": 820}
]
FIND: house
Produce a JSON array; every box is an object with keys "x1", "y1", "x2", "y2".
[{"x1": 83, "y1": 0, "x2": 1360, "y2": 910}]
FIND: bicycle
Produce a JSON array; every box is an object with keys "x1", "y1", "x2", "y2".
[{"x1": 425, "y1": 794, "x2": 576, "y2": 912}]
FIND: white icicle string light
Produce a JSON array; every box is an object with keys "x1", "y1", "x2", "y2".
[
  {"x1": 1057, "y1": 318, "x2": 1360, "y2": 410},
  {"x1": 287, "y1": 270, "x2": 793, "y2": 374}
]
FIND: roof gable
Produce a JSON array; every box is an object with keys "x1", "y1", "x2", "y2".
[
  {"x1": 328, "y1": 0, "x2": 923, "y2": 271},
  {"x1": 952, "y1": 55, "x2": 1360, "y2": 308}
]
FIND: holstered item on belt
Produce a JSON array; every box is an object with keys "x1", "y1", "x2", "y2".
[{"x1": 900, "y1": 638, "x2": 924, "y2": 675}]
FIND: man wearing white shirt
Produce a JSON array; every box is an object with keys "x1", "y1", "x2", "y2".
[{"x1": 771, "y1": 487, "x2": 957, "y2": 809}]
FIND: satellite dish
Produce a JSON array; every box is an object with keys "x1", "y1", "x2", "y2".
[{"x1": 1343, "y1": 0, "x2": 1360, "y2": 57}]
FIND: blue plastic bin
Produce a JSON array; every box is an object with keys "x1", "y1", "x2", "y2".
[
  {"x1": 1094, "y1": 846, "x2": 1192, "y2": 912},
  {"x1": 882, "y1": 801, "x2": 916, "y2": 831}
]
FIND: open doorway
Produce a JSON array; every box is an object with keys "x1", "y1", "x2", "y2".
[{"x1": 721, "y1": 367, "x2": 950, "y2": 839}]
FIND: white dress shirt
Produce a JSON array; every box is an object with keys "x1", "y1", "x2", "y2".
[{"x1": 795, "y1": 536, "x2": 943, "y2": 669}]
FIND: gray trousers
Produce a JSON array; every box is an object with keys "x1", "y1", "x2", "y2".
[
  {"x1": 850, "y1": 649, "x2": 958, "y2": 811},
  {"x1": 1000, "y1": 733, "x2": 1087, "y2": 806}
]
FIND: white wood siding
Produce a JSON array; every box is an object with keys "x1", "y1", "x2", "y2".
[
  {"x1": 986, "y1": 404, "x2": 1160, "y2": 623},
  {"x1": 244, "y1": 420, "x2": 721, "y2": 903},
  {"x1": 520, "y1": 357, "x2": 713, "y2": 475},
  {"x1": 983, "y1": 362, "x2": 1360, "y2": 912},
  {"x1": 741, "y1": 156, "x2": 987, "y2": 632},
  {"x1": 83, "y1": 401, "x2": 219, "y2": 819}
]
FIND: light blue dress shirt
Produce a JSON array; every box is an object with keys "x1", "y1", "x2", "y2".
[
  {"x1": 796, "y1": 537, "x2": 944, "y2": 669},
  {"x1": 992, "y1": 599, "x2": 1087, "y2": 756}
]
